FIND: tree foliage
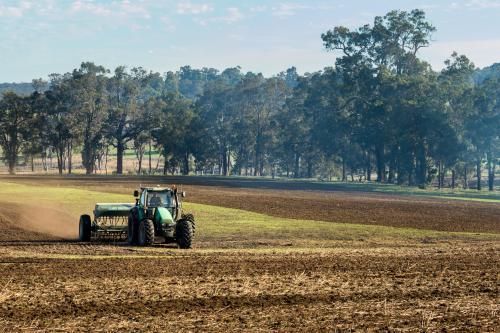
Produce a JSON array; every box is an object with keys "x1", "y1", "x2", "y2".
[{"x1": 0, "y1": 9, "x2": 498, "y2": 190}]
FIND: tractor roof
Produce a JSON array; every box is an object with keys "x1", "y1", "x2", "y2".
[{"x1": 141, "y1": 186, "x2": 174, "y2": 192}]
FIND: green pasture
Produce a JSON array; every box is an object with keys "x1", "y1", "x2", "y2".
[{"x1": 239, "y1": 178, "x2": 500, "y2": 202}]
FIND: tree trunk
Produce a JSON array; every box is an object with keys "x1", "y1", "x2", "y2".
[
  {"x1": 437, "y1": 161, "x2": 442, "y2": 189},
  {"x1": 451, "y1": 169, "x2": 456, "y2": 189},
  {"x1": 366, "y1": 152, "x2": 372, "y2": 181},
  {"x1": 163, "y1": 155, "x2": 168, "y2": 175},
  {"x1": 57, "y1": 144, "x2": 64, "y2": 175},
  {"x1": 441, "y1": 167, "x2": 446, "y2": 189},
  {"x1": 307, "y1": 160, "x2": 313, "y2": 179},
  {"x1": 67, "y1": 140, "x2": 73, "y2": 175},
  {"x1": 104, "y1": 146, "x2": 109, "y2": 175},
  {"x1": 342, "y1": 157, "x2": 347, "y2": 182},
  {"x1": 396, "y1": 166, "x2": 404, "y2": 185},
  {"x1": 375, "y1": 145, "x2": 384, "y2": 182},
  {"x1": 408, "y1": 157, "x2": 415, "y2": 186},
  {"x1": 6, "y1": 134, "x2": 18, "y2": 175},
  {"x1": 416, "y1": 145, "x2": 426, "y2": 188},
  {"x1": 476, "y1": 157, "x2": 482, "y2": 191},
  {"x1": 116, "y1": 139, "x2": 124, "y2": 175},
  {"x1": 259, "y1": 155, "x2": 264, "y2": 176},
  {"x1": 57, "y1": 156, "x2": 63, "y2": 175},
  {"x1": 487, "y1": 152, "x2": 495, "y2": 191},
  {"x1": 463, "y1": 166, "x2": 468, "y2": 189},
  {"x1": 8, "y1": 157, "x2": 16, "y2": 175},
  {"x1": 148, "y1": 137, "x2": 152, "y2": 174},
  {"x1": 155, "y1": 155, "x2": 160, "y2": 173},
  {"x1": 388, "y1": 158, "x2": 395, "y2": 183},
  {"x1": 137, "y1": 153, "x2": 143, "y2": 175},
  {"x1": 294, "y1": 153, "x2": 300, "y2": 179},
  {"x1": 83, "y1": 147, "x2": 94, "y2": 175},
  {"x1": 222, "y1": 148, "x2": 228, "y2": 176},
  {"x1": 253, "y1": 147, "x2": 259, "y2": 177},
  {"x1": 82, "y1": 113, "x2": 95, "y2": 175},
  {"x1": 183, "y1": 152, "x2": 190, "y2": 175}
]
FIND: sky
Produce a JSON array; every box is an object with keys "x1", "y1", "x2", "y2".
[{"x1": 1, "y1": 0, "x2": 500, "y2": 82}]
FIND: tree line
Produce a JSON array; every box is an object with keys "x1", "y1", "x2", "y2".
[{"x1": 0, "y1": 9, "x2": 498, "y2": 190}]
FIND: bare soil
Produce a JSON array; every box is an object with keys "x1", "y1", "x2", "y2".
[{"x1": 0, "y1": 242, "x2": 498, "y2": 332}]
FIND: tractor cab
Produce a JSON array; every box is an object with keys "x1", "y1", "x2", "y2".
[
  {"x1": 134, "y1": 187, "x2": 184, "y2": 228},
  {"x1": 138, "y1": 188, "x2": 175, "y2": 207}
]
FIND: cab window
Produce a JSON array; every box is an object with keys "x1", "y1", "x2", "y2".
[{"x1": 140, "y1": 191, "x2": 146, "y2": 206}]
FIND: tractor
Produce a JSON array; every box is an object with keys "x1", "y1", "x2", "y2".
[{"x1": 79, "y1": 186, "x2": 196, "y2": 248}]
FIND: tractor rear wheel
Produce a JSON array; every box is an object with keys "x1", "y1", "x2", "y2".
[
  {"x1": 137, "y1": 219, "x2": 155, "y2": 246},
  {"x1": 176, "y1": 219, "x2": 193, "y2": 249},
  {"x1": 182, "y1": 213, "x2": 196, "y2": 235},
  {"x1": 127, "y1": 213, "x2": 137, "y2": 245},
  {"x1": 79, "y1": 215, "x2": 91, "y2": 242}
]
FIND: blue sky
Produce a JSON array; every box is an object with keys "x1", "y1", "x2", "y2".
[{"x1": 1, "y1": 0, "x2": 500, "y2": 82}]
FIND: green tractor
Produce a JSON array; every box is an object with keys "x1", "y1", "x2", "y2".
[{"x1": 79, "y1": 186, "x2": 196, "y2": 248}]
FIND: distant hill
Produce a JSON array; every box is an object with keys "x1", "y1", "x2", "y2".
[
  {"x1": 0, "y1": 83, "x2": 33, "y2": 97},
  {"x1": 473, "y1": 63, "x2": 500, "y2": 83}
]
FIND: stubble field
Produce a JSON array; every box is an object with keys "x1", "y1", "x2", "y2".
[{"x1": 0, "y1": 176, "x2": 498, "y2": 332}]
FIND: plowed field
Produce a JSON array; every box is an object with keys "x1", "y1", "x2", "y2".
[{"x1": 0, "y1": 243, "x2": 498, "y2": 332}]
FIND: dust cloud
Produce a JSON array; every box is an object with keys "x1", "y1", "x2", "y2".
[{"x1": 0, "y1": 202, "x2": 77, "y2": 241}]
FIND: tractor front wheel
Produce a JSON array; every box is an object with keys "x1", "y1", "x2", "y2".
[
  {"x1": 137, "y1": 219, "x2": 155, "y2": 246},
  {"x1": 176, "y1": 219, "x2": 193, "y2": 249},
  {"x1": 79, "y1": 215, "x2": 91, "y2": 242},
  {"x1": 127, "y1": 213, "x2": 137, "y2": 245}
]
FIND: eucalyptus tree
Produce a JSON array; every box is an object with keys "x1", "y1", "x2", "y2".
[
  {"x1": 153, "y1": 93, "x2": 203, "y2": 175},
  {"x1": 23, "y1": 84, "x2": 49, "y2": 172},
  {"x1": 105, "y1": 66, "x2": 142, "y2": 175},
  {"x1": 175, "y1": 66, "x2": 219, "y2": 100},
  {"x1": 0, "y1": 92, "x2": 34, "y2": 174},
  {"x1": 277, "y1": 74, "x2": 310, "y2": 177},
  {"x1": 305, "y1": 68, "x2": 349, "y2": 179},
  {"x1": 322, "y1": 9, "x2": 436, "y2": 182},
  {"x1": 468, "y1": 78, "x2": 500, "y2": 190},
  {"x1": 232, "y1": 73, "x2": 287, "y2": 176},
  {"x1": 42, "y1": 73, "x2": 80, "y2": 174},
  {"x1": 71, "y1": 62, "x2": 109, "y2": 174},
  {"x1": 196, "y1": 67, "x2": 243, "y2": 175},
  {"x1": 196, "y1": 81, "x2": 233, "y2": 175},
  {"x1": 391, "y1": 68, "x2": 453, "y2": 187},
  {"x1": 439, "y1": 53, "x2": 476, "y2": 188},
  {"x1": 136, "y1": 96, "x2": 165, "y2": 174}
]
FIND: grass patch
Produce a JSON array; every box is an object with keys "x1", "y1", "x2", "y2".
[{"x1": 296, "y1": 181, "x2": 500, "y2": 202}]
